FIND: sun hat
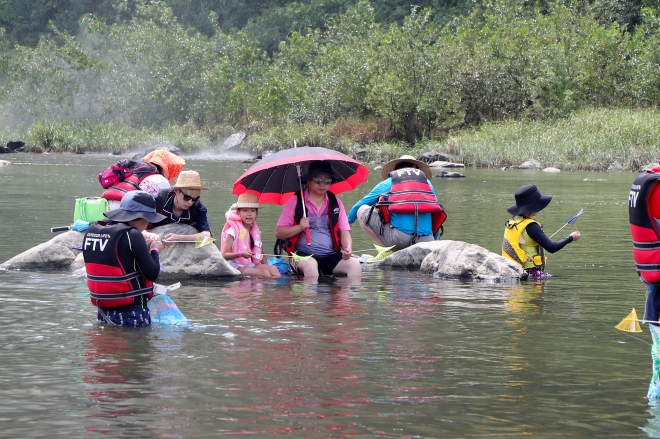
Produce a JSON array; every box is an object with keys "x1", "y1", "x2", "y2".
[
  {"x1": 171, "y1": 170, "x2": 209, "y2": 190},
  {"x1": 104, "y1": 190, "x2": 167, "y2": 223},
  {"x1": 507, "y1": 184, "x2": 553, "y2": 216},
  {"x1": 142, "y1": 149, "x2": 186, "y2": 184},
  {"x1": 301, "y1": 161, "x2": 341, "y2": 182},
  {"x1": 381, "y1": 155, "x2": 433, "y2": 180},
  {"x1": 232, "y1": 193, "x2": 260, "y2": 210}
]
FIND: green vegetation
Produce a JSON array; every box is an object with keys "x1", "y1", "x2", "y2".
[{"x1": 0, "y1": 0, "x2": 660, "y2": 171}]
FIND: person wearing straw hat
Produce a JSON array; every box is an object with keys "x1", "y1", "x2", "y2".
[
  {"x1": 275, "y1": 161, "x2": 361, "y2": 278},
  {"x1": 347, "y1": 155, "x2": 446, "y2": 253},
  {"x1": 82, "y1": 190, "x2": 166, "y2": 327},
  {"x1": 150, "y1": 170, "x2": 213, "y2": 244},
  {"x1": 502, "y1": 184, "x2": 580, "y2": 278},
  {"x1": 221, "y1": 193, "x2": 281, "y2": 277}
]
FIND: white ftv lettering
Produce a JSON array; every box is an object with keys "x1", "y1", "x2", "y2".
[
  {"x1": 395, "y1": 169, "x2": 422, "y2": 177},
  {"x1": 84, "y1": 237, "x2": 109, "y2": 251},
  {"x1": 629, "y1": 190, "x2": 639, "y2": 208}
]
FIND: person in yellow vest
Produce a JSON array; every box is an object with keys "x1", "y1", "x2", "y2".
[{"x1": 502, "y1": 184, "x2": 580, "y2": 278}]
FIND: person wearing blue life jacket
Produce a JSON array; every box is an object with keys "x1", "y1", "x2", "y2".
[
  {"x1": 348, "y1": 155, "x2": 446, "y2": 252},
  {"x1": 82, "y1": 190, "x2": 165, "y2": 327}
]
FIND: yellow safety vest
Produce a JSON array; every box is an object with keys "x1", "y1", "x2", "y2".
[{"x1": 502, "y1": 216, "x2": 546, "y2": 269}]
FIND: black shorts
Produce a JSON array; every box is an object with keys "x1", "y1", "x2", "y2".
[{"x1": 295, "y1": 251, "x2": 343, "y2": 276}]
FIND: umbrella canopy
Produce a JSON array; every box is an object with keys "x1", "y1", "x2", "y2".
[{"x1": 232, "y1": 146, "x2": 370, "y2": 204}]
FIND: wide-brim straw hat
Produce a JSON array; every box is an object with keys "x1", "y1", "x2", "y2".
[
  {"x1": 171, "y1": 170, "x2": 209, "y2": 190},
  {"x1": 381, "y1": 155, "x2": 433, "y2": 180},
  {"x1": 104, "y1": 190, "x2": 166, "y2": 223},
  {"x1": 232, "y1": 193, "x2": 260, "y2": 210},
  {"x1": 507, "y1": 184, "x2": 553, "y2": 216},
  {"x1": 142, "y1": 149, "x2": 186, "y2": 184}
]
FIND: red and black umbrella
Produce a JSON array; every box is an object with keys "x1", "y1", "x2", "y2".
[
  {"x1": 232, "y1": 145, "x2": 370, "y2": 245},
  {"x1": 232, "y1": 146, "x2": 370, "y2": 204}
]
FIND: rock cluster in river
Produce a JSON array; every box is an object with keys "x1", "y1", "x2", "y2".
[
  {"x1": 1, "y1": 223, "x2": 239, "y2": 278},
  {"x1": 2, "y1": 226, "x2": 526, "y2": 282}
]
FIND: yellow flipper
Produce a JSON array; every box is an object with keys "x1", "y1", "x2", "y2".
[
  {"x1": 366, "y1": 244, "x2": 395, "y2": 263},
  {"x1": 615, "y1": 308, "x2": 643, "y2": 333}
]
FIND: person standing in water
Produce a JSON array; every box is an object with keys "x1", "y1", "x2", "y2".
[
  {"x1": 83, "y1": 190, "x2": 165, "y2": 327},
  {"x1": 502, "y1": 184, "x2": 580, "y2": 278},
  {"x1": 627, "y1": 167, "x2": 660, "y2": 399}
]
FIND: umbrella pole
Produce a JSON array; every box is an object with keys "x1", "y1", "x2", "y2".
[{"x1": 296, "y1": 163, "x2": 312, "y2": 245}]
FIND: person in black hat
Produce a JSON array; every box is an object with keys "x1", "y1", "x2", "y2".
[
  {"x1": 82, "y1": 190, "x2": 166, "y2": 327},
  {"x1": 502, "y1": 184, "x2": 580, "y2": 278},
  {"x1": 275, "y1": 161, "x2": 361, "y2": 278}
]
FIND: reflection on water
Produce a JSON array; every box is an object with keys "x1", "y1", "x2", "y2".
[{"x1": 0, "y1": 154, "x2": 656, "y2": 437}]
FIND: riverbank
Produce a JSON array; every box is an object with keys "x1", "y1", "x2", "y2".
[{"x1": 2, "y1": 107, "x2": 658, "y2": 171}]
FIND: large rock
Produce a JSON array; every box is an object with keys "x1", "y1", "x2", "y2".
[
  {"x1": 221, "y1": 131, "x2": 246, "y2": 150},
  {"x1": 375, "y1": 241, "x2": 453, "y2": 270},
  {"x1": 419, "y1": 241, "x2": 525, "y2": 282},
  {"x1": 0, "y1": 231, "x2": 83, "y2": 270},
  {"x1": 513, "y1": 158, "x2": 542, "y2": 170},
  {"x1": 1, "y1": 223, "x2": 239, "y2": 278}
]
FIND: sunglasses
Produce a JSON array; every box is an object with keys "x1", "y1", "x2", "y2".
[
  {"x1": 181, "y1": 193, "x2": 200, "y2": 202},
  {"x1": 313, "y1": 178, "x2": 333, "y2": 186}
]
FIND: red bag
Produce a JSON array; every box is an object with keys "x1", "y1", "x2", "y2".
[{"x1": 97, "y1": 161, "x2": 132, "y2": 189}]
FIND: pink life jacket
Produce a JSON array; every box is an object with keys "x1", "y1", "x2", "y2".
[{"x1": 221, "y1": 211, "x2": 263, "y2": 266}]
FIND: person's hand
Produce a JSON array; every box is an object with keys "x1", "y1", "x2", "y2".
[
  {"x1": 342, "y1": 247, "x2": 352, "y2": 260},
  {"x1": 299, "y1": 217, "x2": 310, "y2": 230},
  {"x1": 570, "y1": 231, "x2": 581, "y2": 242},
  {"x1": 241, "y1": 250, "x2": 254, "y2": 258},
  {"x1": 163, "y1": 233, "x2": 177, "y2": 247},
  {"x1": 150, "y1": 240, "x2": 164, "y2": 252}
]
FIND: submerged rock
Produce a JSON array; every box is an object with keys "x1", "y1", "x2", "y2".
[
  {"x1": 436, "y1": 170, "x2": 466, "y2": 178},
  {"x1": 0, "y1": 160, "x2": 10, "y2": 165},
  {"x1": 1, "y1": 223, "x2": 239, "y2": 278},
  {"x1": 542, "y1": 167, "x2": 560, "y2": 173}
]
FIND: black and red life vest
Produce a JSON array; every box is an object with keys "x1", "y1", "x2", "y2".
[
  {"x1": 376, "y1": 168, "x2": 447, "y2": 237},
  {"x1": 100, "y1": 162, "x2": 159, "y2": 202},
  {"x1": 274, "y1": 192, "x2": 342, "y2": 255},
  {"x1": 83, "y1": 222, "x2": 154, "y2": 308},
  {"x1": 629, "y1": 169, "x2": 660, "y2": 284}
]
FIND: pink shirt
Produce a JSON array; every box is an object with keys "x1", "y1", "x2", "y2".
[{"x1": 277, "y1": 190, "x2": 350, "y2": 230}]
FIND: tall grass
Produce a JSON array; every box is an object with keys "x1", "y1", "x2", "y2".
[
  {"x1": 5, "y1": 108, "x2": 660, "y2": 172},
  {"x1": 448, "y1": 108, "x2": 660, "y2": 171}
]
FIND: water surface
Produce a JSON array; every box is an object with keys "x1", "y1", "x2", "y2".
[{"x1": 0, "y1": 153, "x2": 654, "y2": 438}]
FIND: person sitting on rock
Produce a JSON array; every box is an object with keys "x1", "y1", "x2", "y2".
[
  {"x1": 502, "y1": 184, "x2": 580, "y2": 278},
  {"x1": 149, "y1": 170, "x2": 213, "y2": 245},
  {"x1": 221, "y1": 193, "x2": 280, "y2": 277},
  {"x1": 347, "y1": 155, "x2": 446, "y2": 253},
  {"x1": 82, "y1": 190, "x2": 165, "y2": 327},
  {"x1": 275, "y1": 161, "x2": 361, "y2": 278},
  {"x1": 101, "y1": 149, "x2": 186, "y2": 210}
]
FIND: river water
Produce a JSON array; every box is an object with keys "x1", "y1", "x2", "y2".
[{"x1": 0, "y1": 152, "x2": 655, "y2": 437}]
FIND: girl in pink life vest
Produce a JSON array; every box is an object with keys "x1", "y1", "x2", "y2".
[{"x1": 221, "y1": 193, "x2": 281, "y2": 277}]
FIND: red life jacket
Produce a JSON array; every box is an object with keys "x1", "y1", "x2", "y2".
[
  {"x1": 100, "y1": 162, "x2": 159, "y2": 201},
  {"x1": 83, "y1": 222, "x2": 154, "y2": 308},
  {"x1": 376, "y1": 168, "x2": 447, "y2": 237},
  {"x1": 629, "y1": 169, "x2": 660, "y2": 284},
  {"x1": 274, "y1": 192, "x2": 342, "y2": 255}
]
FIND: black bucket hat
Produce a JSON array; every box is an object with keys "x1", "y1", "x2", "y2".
[
  {"x1": 104, "y1": 190, "x2": 167, "y2": 223},
  {"x1": 507, "y1": 184, "x2": 553, "y2": 216},
  {"x1": 301, "y1": 161, "x2": 341, "y2": 182}
]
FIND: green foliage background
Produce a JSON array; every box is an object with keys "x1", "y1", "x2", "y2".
[{"x1": 0, "y1": 0, "x2": 660, "y2": 169}]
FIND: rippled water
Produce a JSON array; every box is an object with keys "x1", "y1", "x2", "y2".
[{"x1": 0, "y1": 153, "x2": 655, "y2": 437}]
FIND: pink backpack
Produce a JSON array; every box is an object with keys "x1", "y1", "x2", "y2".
[{"x1": 97, "y1": 161, "x2": 132, "y2": 189}]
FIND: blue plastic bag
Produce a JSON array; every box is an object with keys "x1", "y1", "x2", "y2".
[
  {"x1": 149, "y1": 294, "x2": 190, "y2": 326},
  {"x1": 267, "y1": 257, "x2": 293, "y2": 275}
]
